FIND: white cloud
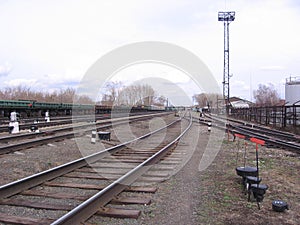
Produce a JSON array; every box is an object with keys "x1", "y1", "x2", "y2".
[
  {"x1": 4, "y1": 78, "x2": 38, "y2": 87},
  {"x1": 0, "y1": 62, "x2": 12, "y2": 77},
  {"x1": 0, "y1": 0, "x2": 299, "y2": 102},
  {"x1": 259, "y1": 66, "x2": 285, "y2": 71}
]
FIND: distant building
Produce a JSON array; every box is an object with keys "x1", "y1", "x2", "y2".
[
  {"x1": 229, "y1": 97, "x2": 253, "y2": 109},
  {"x1": 285, "y1": 76, "x2": 300, "y2": 105}
]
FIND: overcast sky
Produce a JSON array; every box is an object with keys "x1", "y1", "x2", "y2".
[{"x1": 0, "y1": 0, "x2": 299, "y2": 103}]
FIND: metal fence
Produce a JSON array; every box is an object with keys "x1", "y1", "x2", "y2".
[{"x1": 230, "y1": 105, "x2": 300, "y2": 134}]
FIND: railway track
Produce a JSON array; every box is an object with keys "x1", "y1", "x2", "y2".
[
  {"x1": 0, "y1": 111, "x2": 164, "y2": 133},
  {"x1": 0, "y1": 112, "x2": 170, "y2": 155},
  {"x1": 197, "y1": 113, "x2": 300, "y2": 153},
  {"x1": 0, "y1": 115, "x2": 93, "y2": 125},
  {"x1": 216, "y1": 114, "x2": 299, "y2": 143},
  {"x1": 0, "y1": 115, "x2": 107, "y2": 133},
  {"x1": 0, "y1": 112, "x2": 192, "y2": 224}
]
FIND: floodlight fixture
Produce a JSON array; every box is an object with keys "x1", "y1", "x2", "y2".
[
  {"x1": 218, "y1": 11, "x2": 235, "y2": 22},
  {"x1": 218, "y1": 11, "x2": 235, "y2": 114}
]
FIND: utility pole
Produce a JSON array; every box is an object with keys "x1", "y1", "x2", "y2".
[{"x1": 218, "y1": 11, "x2": 235, "y2": 114}]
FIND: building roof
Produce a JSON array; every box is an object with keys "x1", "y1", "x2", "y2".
[{"x1": 230, "y1": 100, "x2": 250, "y2": 108}]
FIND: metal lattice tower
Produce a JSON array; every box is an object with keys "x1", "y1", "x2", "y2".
[{"x1": 218, "y1": 11, "x2": 235, "y2": 113}]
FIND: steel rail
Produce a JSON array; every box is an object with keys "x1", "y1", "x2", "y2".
[
  {"x1": 0, "y1": 120, "x2": 72, "y2": 133},
  {"x1": 194, "y1": 115, "x2": 300, "y2": 153},
  {"x1": 0, "y1": 115, "x2": 180, "y2": 199},
  {"x1": 0, "y1": 111, "x2": 167, "y2": 132},
  {"x1": 205, "y1": 114, "x2": 300, "y2": 142},
  {"x1": 232, "y1": 126, "x2": 300, "y2": 152},
  {"x1": 0, "y1": 114, "x2": 100, "y2": 124},
  {"x1": 0, "y1": 114, "x2": 131, "y2": 142},
  {"x1": 51, "y1": 113, "x2": 192, "y2": 225},
  {"x1": 238, "y1": 125, "x2": 299, "y2": 142},
  {"x1": 210, "y1": 113, "x2": 298, "y2": 140},
  {"x1": 0, "y1": 112, "x2": 170, "y2": 154}
]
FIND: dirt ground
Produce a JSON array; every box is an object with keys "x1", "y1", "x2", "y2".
[
  {"x1": 86, "y1": 121, "x2": 300, "y2": 225},
  {"x1": 0, "y1": 115, "x2": 299, "y2": 225},
  {"x1": 138, "y1": 123, "x2": 300, "y2": 225}
]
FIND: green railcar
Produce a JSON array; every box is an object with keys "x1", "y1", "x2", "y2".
[
  {"x1": 71, "y1": 103, "x2": 94, "y2": 110},
  {"x1": 33, "y1": 101, "x2": 62, "y2": 109},
  {"x1": 0, "y1": 99, "x2": 95, "y2": 109},
  {"x1": 0, "y1": 99, "x2": 33, "y2": 109}
]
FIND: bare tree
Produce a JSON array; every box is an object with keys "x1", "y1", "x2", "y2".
[
  {"x1": 253, "y1": 83, "x2": 281, "y2": 106},
  {"x1": 193, "y1": 93, "x2": 207, "y2": 107},
  {"x1": 101, "y1": 82, "x2": 165, "y2": 106},
  {"x1": 59, "y1": 88, "x2": 76, "y2": 103},
  {"x1": 193, "y1": 93, "x2": 222, "y2": 108},
  {"x1": 117, "y1": 84, "x2": 156, "y2": 106},
  {"x1": 100, "y1": 81, "x2": 123, "y2": 106},
  {"x1": 0, "y1": 85, "x2": 93, "y2": 104}
]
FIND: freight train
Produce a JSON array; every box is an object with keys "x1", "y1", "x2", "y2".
[
  {"x1": 0, "y1": 99, "x2": 165, "y2": 118},
  {"x1": 0, "y1": 99, "x2": 93, "y2": 110}
]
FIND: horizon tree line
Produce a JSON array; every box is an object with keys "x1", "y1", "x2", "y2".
[{"x1": 193, "y1": 83, "x2": 282, "y2": 107}]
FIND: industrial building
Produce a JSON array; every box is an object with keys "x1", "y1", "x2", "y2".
[{"x1": 285, "y1": 76, "x2": 300, "y2": 106}]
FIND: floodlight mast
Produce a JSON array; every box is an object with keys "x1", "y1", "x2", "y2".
[{"x1": 218, "y1": 11, "x2": 235, "y2": 115}]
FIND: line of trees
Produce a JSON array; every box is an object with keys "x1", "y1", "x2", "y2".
[
  {"x1": 193, "y1": 83, "x2": 282, "y2": 108},
  {"x1": 0, "y1": 82, "x2": 167, "y2": 106},
  {"x1": 0, "y1": 86, "x2": 93, "y2": 104},
  {"x1": 1, "y1": 82, "x2": 282, "y2": 108},
  {"x1": 101, "y1": 82, "x2": 166, "y2": 106},
  {"x1": 192, "y1": 93, "x2": 223, "y2": 108},
  {"x1": 253, "y1": 83, "x2": 281, "y2": 106}
]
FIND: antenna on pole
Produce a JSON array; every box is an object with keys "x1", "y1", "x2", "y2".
[{"x1": 218, "y1": 11, "x2": 235, "y2": 115}]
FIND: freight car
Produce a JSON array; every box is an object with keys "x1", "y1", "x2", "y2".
[
  {"x1": 0, "y1": 99, "x2": 165, "y2": 118},
  {"x1": 0, "y1": 99, "x2": 33, "y2": 109},
  {"x1": 0, "y1": 99, "x2": 94, "y2": 118},
  {"x1": 0, "y1": 99, "x2": 94, "y2": 110}
]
